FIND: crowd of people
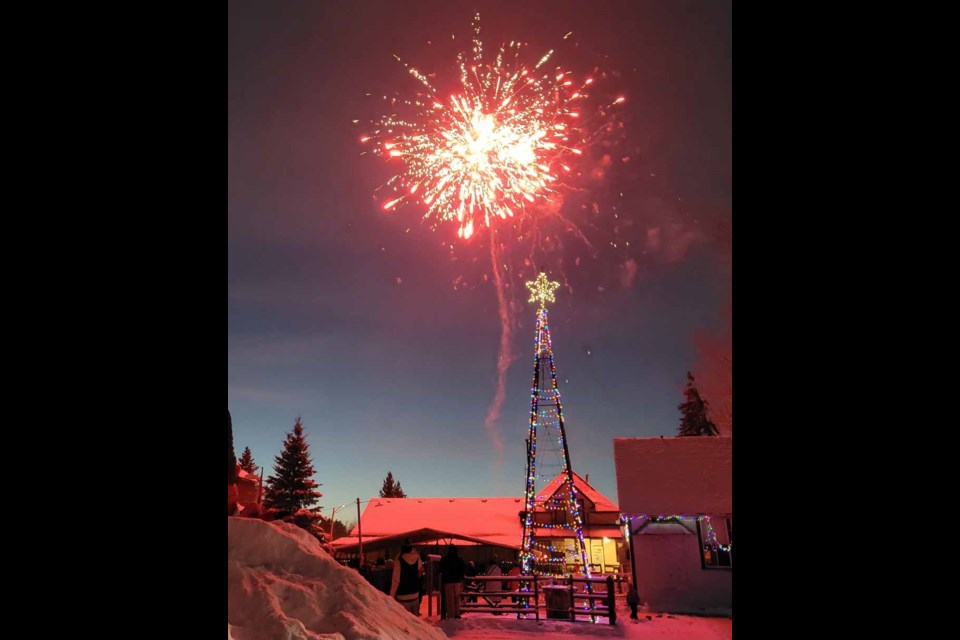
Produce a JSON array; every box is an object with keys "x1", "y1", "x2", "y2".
[
  {"x1": 356, "y1": 542, "x2": 638, "y2": 621},
  {"x1": 358, "y1": 542, "x2": 527, "y2": 618}
]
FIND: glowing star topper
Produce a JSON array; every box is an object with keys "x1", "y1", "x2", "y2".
[{"x1": 526, "y1": 272, "x2": 561, "y2": 309}]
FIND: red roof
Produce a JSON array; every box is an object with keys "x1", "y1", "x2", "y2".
[
  {"x1": 535, "y1": 471, "x2": 620, "y2": 512},
  {"x1": 343, "y1": 497, "x2": 525, "y2": 549},
  {"x1": 335, "y1": 473, "x2": 622, "y2": 551}
]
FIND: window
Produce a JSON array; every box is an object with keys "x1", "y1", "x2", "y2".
[{"x1": 696, "y1": 516, "x2": 732, "y2": 570}]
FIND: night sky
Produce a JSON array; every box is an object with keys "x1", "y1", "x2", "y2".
[{"x1": 228, "y1": 0, "x2": 731, "y2": 522}]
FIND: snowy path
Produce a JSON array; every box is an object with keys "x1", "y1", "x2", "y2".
[{"x1": 432, "y1": 613, "x2": 731, "y2": 640}]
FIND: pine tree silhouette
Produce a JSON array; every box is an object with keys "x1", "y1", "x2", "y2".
[
  {"x1": 379, "y1": 471, "x2": 407, "y2": 497},
  {"x1": 238, "y1": 447, "x2": 257, "y2": 474},
  {"x1": 678, "y1": 372, "x2": 720, "y2": 436},
  {"x1": 263, "y1": 417, "x2": 323, "y2": 516}
]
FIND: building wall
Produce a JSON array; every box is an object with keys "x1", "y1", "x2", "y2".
[
  {"x1": 632, "y1": 530, "x2": 731, "y2": 615},
  {"x1": 236, "y1": 476, "x2": 260, "y2": 506}
]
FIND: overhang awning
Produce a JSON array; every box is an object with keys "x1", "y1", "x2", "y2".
[{"x1": 330, "y1": 527, "x2": 521, "y2": 552}]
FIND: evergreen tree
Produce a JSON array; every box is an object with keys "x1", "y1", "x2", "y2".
[
  {"x1": 263, "y1": 417, "x2": 323, "y2": 516},
  {"x1": 331, "y1": 520, "x2": 349, "y2": 540},
  {"x1": 379, "y1": 471, "x2": 407, "y2": 498},
  {"x1": 678, "y1": 372, "x2": 720, "y2": 436},
  {"x1": 238, "y1": 446, "x2": 257, "y2": 474}
]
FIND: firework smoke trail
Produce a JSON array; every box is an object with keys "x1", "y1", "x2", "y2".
[{"x1": 485, "y1": 234, "x2": 513, "y2": 467}]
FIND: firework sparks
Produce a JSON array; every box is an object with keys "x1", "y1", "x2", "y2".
[
  {"x1": 362, "y1": 14, "x2": 623, "y2": 240},
  {"x1": 361, "y1": 17, "x2": 625, "y2": 467}
]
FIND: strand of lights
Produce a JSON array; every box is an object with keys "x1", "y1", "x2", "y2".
[
  {"x1": 620, "y1": 514, "x2": 733, "y2": 552},
  {"x1": 520, "y1": 274, "x2": 592, "y2": 590},
  {"x1": 701, "y1": 515, "x2": 733, "y2": 552},
  {"x1": 519, "y1": 303, "x2": 541, "y2": 573}
]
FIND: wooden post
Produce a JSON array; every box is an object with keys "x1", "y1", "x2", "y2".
[
  {"x1": 257, "y1": 467, "x2": 264, "y2": 505},
  {"x1": 534, "y1": 574, "x2": 540, "y2": 622},
  {"x1": 607, "y1": 575, "x2": 616, "y2": 625},
  {"x1": 356, "y1": 498, "x2": 363, "y2": 568},
  {"x1": 440, "y1": 574, "x2": 446, "y2": 620},
  {"x1": 427, "y1": 554, "x2": 441, "y2": 618},
  {"x1": 587, "y1": 575, "x2": 596, "y2": 624}
]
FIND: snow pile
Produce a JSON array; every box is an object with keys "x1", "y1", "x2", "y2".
[{"x1": 228, "y1": 517, "x2": 447, "y2": 640}]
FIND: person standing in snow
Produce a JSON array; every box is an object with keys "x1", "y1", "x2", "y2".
[
  {"x1": 390, "y1": 542, "x2": 423, "y2": 615},
  {"x1": 418, "y1": 552, "x2": 429, "y2": 610},
  {"x1": 463, "y1": 560, "x2": 479, "y2": 603},
  {"x1": 439, "y1": 545, "x2": 466, "y2": 619},
  {"x1": 626, "y1": 580, "x2": 640, "y2": 620}
]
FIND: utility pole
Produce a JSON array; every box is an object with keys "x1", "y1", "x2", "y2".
[
  {"x1": 257, "y1": 467, "x2": 264, "y2": 505},
  {"x1": 357, "y1": 497, "x2": 364, "y2": 568}
]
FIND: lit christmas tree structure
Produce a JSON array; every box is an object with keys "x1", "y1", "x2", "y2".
[{"x1": 519, "y1": 272, "x2": 591, "y2": 577}]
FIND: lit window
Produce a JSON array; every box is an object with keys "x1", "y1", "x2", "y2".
[{"x1": 696, "y1": 516, "x2": 732, "y2": 570}]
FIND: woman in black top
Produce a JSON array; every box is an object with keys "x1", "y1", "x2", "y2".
[{"x1": 390, "y1": 543, "x2": 423, "y2": 615}]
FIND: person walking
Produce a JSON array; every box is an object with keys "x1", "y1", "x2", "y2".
[{"x1": 627, "y1": 580, "x2": 640, "y2": 620}]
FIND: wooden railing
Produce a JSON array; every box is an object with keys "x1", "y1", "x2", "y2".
[{"x1": 440, "y1": 574, "x2": 622, "y2": 625}]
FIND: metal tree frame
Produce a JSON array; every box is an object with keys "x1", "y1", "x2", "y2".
[{"x1": 519, "y1": 273, "x2": 591, "y2": 578}]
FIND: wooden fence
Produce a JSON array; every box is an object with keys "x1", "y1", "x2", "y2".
[{"x1": 440, "y1": 574, "x2": 623, "y2": 624}]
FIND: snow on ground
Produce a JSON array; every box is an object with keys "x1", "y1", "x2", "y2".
[
  {"x1": 228, "y1": 517, "x2": 446, "y2": 640},
  {"x1": 436, "y1": 613, "x2": 731, "y2": 640},
  {"x1": 228, "y1": 516, "x2": 731, "y2": 640}
]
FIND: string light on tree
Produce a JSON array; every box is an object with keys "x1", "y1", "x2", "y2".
[
  {"x1": 519, "y1": 271, "x2": 592, "y2": 590},
  {"x1": 526, "y1": 272, "x2": 561, "y2": 309}
]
